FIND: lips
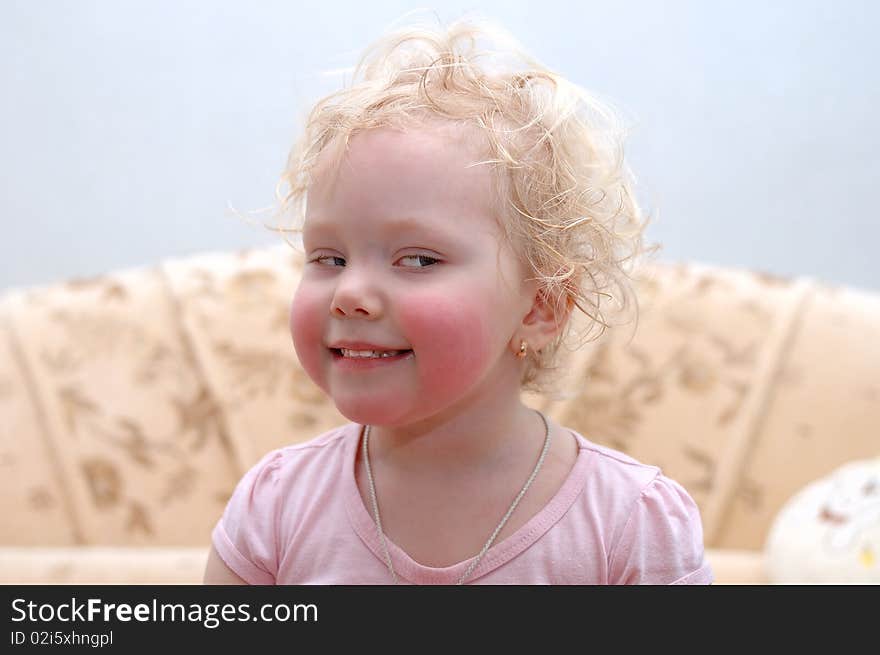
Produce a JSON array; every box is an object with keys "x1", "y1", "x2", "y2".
[
  {"x1": 327, "y1": 340, "x2": 412, "y2": 354},
  {"x1": 329, "y1": 348, "x2": 414, "y2": 368},
  {"x1": 329, "y1": 347, "x2": 414, "y2": 357},
  {"x1": 328, "y1": 341, "x2": 410, "y2": 351}
]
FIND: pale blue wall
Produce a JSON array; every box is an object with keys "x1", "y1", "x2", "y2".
[{"x1": 2, "y1": 0, "x2": 877, "y2": 289}]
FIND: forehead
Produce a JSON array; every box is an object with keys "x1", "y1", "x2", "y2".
[
  {"x1": 315, "y1": 118, "x2": 488, "y2": 176},
  {"x1": 304, "y1": 123, "x2": 499, "y2": 236}
]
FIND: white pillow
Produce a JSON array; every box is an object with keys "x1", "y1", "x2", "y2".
[{"x1": 765, "y1": 457, "x2": 880, "y2": 584}]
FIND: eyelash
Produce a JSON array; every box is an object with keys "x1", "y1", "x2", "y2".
[{"x1": 310, "y1": 254, "x2": 440, "y2": 269}]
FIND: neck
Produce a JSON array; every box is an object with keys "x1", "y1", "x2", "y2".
[{"x1": 364, "y1": 395, "x2": 546, "y2": 478}]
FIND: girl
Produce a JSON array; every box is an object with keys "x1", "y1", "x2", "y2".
[{"x1": 204, "y1": 15, "x2": 713, "y2": 585}]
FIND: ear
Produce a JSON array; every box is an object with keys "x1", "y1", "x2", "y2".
[{"x1": 518, "y1": 288, "x2": 572, "y2": 354}]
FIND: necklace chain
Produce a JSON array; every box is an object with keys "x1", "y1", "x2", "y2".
[{"x1": 362, "y1": 410, "x2": 552, "y2": 585}]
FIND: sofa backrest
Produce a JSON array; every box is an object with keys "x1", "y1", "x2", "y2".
[{"x1": 1, "y1": 244, "x2": 877, "y2": 549}]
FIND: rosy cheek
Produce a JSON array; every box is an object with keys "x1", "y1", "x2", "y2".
[
  {"x1": 398, "y1": 293, "x2": 493, "y2": 393},
  {"x1": 289, "y1": 284, "x2": 328, "y2": 390}
]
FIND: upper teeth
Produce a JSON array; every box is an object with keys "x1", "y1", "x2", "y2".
[{"x1": 340, "y1": 349, "x2": 406, "y2": 358}]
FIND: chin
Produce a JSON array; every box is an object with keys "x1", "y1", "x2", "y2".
[{"x1": 332, "y1": 396, "x2": 409, "y2": 427}]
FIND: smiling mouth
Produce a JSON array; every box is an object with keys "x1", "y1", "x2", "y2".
[{"x1": 330, "y1": 348, "x2": 414, "y2": 359}]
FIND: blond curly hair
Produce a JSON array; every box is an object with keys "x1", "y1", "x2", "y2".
[{"x1": 271, "y1": 13, "x2": 656, "y2": 398}]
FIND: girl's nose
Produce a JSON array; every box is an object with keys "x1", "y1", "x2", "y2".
[{"x1": 330, "y1": 271, "x2": 383, "y2": 319}]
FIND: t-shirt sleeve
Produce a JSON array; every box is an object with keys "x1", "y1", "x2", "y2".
[
  {"x1": 608, "y1": 473, "x2": 714, "y2": 585},
  {"x1": 211, "y1": 449, "x2": 285, "y2": 585}
]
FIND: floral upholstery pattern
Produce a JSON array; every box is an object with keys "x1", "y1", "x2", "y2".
[
  {"x1": 1, "y1": 244, "x2": 878, "y2": 559},
  {"x1": 551, "y1": 263, "x2": 879, "y2": 548}
]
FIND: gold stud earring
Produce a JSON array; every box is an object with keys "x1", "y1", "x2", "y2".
[{"x1": 516, "y1": 340, "x2": 527, "y2": 359}]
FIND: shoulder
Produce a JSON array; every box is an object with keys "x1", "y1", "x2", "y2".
[
  {"x1": 211, "y1": 422, "x2": 358, "y2": 584},
  {"x1": 244, "y1": 422, "x2": 356, "y2": 487},
  {"x1": 567, "y1": 429, "x2": 713, "y2": 584},
  {"x1": 571, "y1": 430, "x2": 665, "y2": 505},
  {"x1": 220, "y1": 422, "x2": 356, "y2": 530}
]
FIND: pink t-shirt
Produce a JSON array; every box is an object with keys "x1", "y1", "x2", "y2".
[{"x1": 212, "y1": 422, "x2": 714, "y2": 584}]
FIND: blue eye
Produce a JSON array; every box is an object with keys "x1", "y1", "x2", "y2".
[{"x1": 398, "y1": 255, "x2": 439, "y2": 268}]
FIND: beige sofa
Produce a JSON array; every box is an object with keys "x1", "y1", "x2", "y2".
[{"x1": 1, "y1": 244, "x2": 878, "y2": 584}]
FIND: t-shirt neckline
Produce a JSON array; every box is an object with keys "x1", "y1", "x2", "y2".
[{"x1": 342, "y1": 421, "x2": 592, "y2": 584}]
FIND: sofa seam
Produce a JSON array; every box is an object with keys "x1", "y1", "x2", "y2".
[{"x1": 1, "y1": 292, "x2": 85, "y2": 545}]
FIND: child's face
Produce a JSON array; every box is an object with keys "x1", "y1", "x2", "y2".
[{"x1": 290, "y1": 123, "x2": 536, "y2": 427}]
